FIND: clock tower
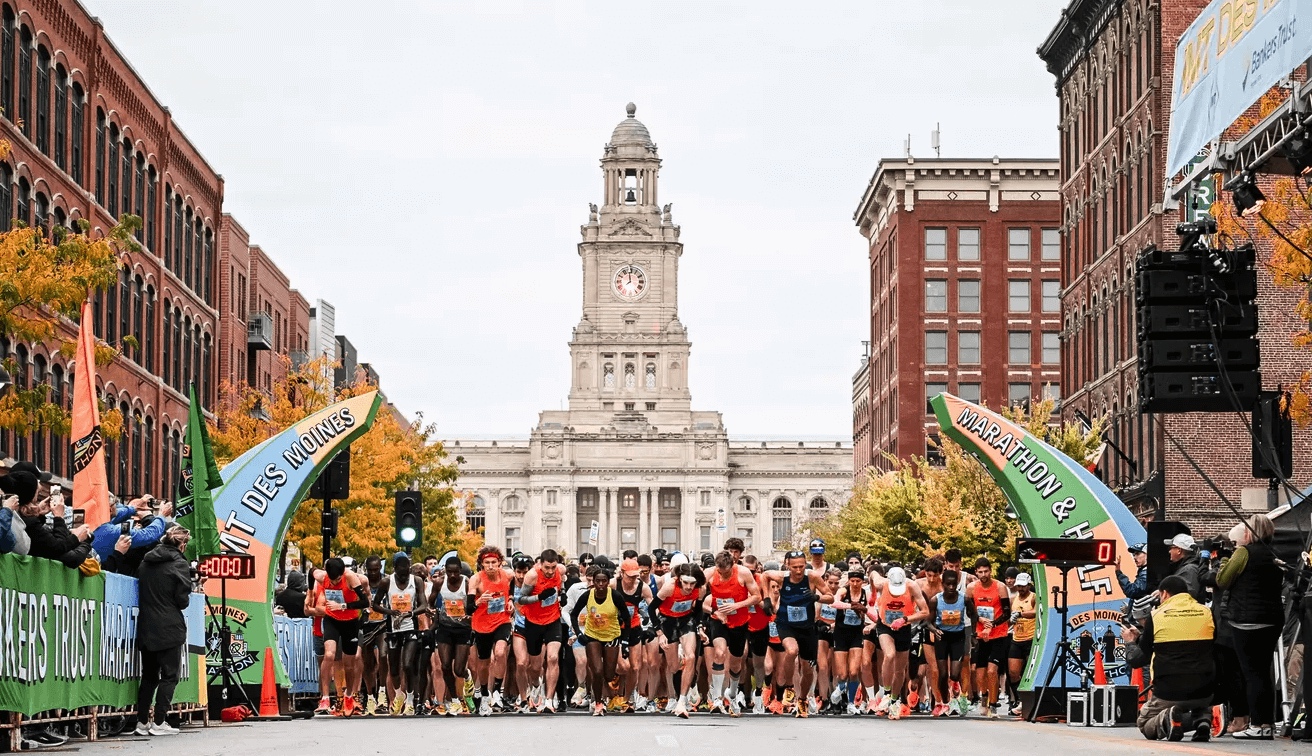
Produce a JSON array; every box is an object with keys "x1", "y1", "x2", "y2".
[{"x1": 567, "y1": 103, "x2": 693, "y2": 420}]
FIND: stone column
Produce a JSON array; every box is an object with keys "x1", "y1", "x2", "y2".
[
  {"x1": 681, "y1": 488, "x2": 696, "y2": 556},
  {"x1": 562, "y1": 487, "x2": 577, "y2": 559},
  {"x1": 649, "y1": 488, "x2": 661, "y2": 552},
  {"x1": 607, "y1": 488, "x2": 620, "y2": 556},
  {"x1": 638, "y1": 488, "x2": 650, "y2": 553},
  {"x1": 486, "y1": 491, "x2": 501, "y2": 554},
  {"x1": 596, "y1": 489, "x2": 609, "y2": 556}
]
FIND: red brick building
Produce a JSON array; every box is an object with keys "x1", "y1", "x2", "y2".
[
  {"x1": 0, "y1": 0, "x2": 222, "y2": 500},
  {"x1": 1037, "y1": 0, "x2": 1312, "y2": 532},
  {"x1": 852, "y1": 158, "x2": 1061, "y2": 473},
  {"x1": 217, "y1": 213, "x2": 309, "y2": 396}
]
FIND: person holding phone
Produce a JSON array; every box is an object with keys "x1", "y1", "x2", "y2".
[
  {"x1": 0, "y1": 471, "x2": 33, "y2": 555},
  {"x1": 91, "y1": 497, "x2": 173, "y2": 576},
  {"x1": 20, "y1": 474, "x2": 93, "y2": 569}
]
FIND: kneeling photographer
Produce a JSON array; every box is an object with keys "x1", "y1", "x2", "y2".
[{"x1": 1122, "y1": 575, "x2": 1215, "y2": 742}]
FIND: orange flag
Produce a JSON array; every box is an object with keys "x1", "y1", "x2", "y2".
[{"x1": 72, "y1": 299, "x2": 110, "y2": 529}]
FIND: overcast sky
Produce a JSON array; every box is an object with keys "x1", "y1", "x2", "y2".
[{"x1": 84, "y1": 1, "x2": 1068, "y2": 439}]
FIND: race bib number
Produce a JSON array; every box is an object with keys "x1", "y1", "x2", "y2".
[
  {"x1": 977, "y1": 606, "x2": 995, "y2": 622},
  {"x1": 940, "y1": 609, "x2": 962, "y2": 627},
  {"x1": 445, "y1": 599, "x2": 466, "y2": 618},
  {"x1": 768, "y1": 621, "x2": 779, "y2": 639},
  {"x1": 820, "y1": 605, "x2": 837, "y2": 621},
  {"x1": 487, "y1": 596, "x2": 506, "y2": 615},
  {"x1": 786, "y1": 605, "x2": 808, "y2": 623},
  {"x1": 514, "y1": 613, "x2": 526, "y2": 629},
  {"x1": 392, "y1": 594, "x2": 413, "y2": 613},
  {"x1": 368, "y1": 609, "x2": 385, "y2": 623},
  {"x1": 324, "y1": 589, "x2": 345, "y2": 606},
  {"x1": 671, "y1": 599, "x2": 694, "y2": 614},
  {"x1": 883, "y1": 609, "x2": 904, "y2": 625},
  {"x1": 843, "y1": 609, "x2": 863, "y2": 626},
  {"x1": 715, "y1": 597, "x2": 736, "y2": 613}
]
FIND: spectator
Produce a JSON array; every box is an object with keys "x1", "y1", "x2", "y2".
[
  {"x1": 275, "y1": 570, "x2": 308, "y2": 618},
  {"x1": 101, "y1": 533, "x2": 135, "y2": 575},
  {"x1": 1122, "y1": 575, "x2": 1215, "y2": 741},
  {"x1": 134, "y1": 525, "x2": 193, "y2": 737},
  {"x1": 21, "y1": 482, "x2": 93, "y2": 568},
  {"x1": 1163, "y1": 533, "x2": 1206, "y2": 603},
  {"x1": 91, "y1": 497, "x2": 170, "y2": 562},
  {"x1": 0, "y1": 471, "x2": 33, "y2": 555},
  {"x1": 1204, "y1": 546, "x2": 1249, "y2": 736},
  {"x1": 1115, "y1": 542, "x2": 1149, "y2": 600},
  {"x1": 1216, "y1": 514, "x2": 1282, "y2": 740}
]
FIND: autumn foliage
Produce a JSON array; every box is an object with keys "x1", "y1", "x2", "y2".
[
  {"x1": 208, "y1": 355, "x2": 481, "y2": 566},
  {"x1": 811, "y1": 397, "x2": 1104, "y2": 563}
]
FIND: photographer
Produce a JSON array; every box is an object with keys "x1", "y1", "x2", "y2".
[
  {"x1": 1163, "y1": 534, "x2": 1206, "y2": 603},
  {"x1": 91, "y1": 497, "x2": 172, "y2": 576},
  {"x1": 1214, "y1": 514, "x2": 1281, "y2": 740},
  {"x1": 1122, "y1": 575, "x2": 1215, "y2": 741},
  {"x1": 134, "y1": 525, "x2": 193, "y2": 736},
  {"x1": 1115, "y1": 542, "x2": 1150, "y2": 600},
  {"x1": 21, "y1": 477, "x2": 93, "y2": 568},
  {"x1": 0, "y1": 471, "x2": 33, "y2": 555}
]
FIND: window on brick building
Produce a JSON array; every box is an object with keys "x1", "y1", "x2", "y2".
[
  {"x1": 53, "y1": 64, "x2": 65, "y2": 169},
  {"x1": 1042, "y1": 280, "x2": 1060, "y2": 313},
  {"x1": 1041, "y1": 228, "x2": 1060, "y2": 260},
  {"x1": 133, "y1": 154, "x2": 144, "y2": 242},
  {"x1": 1009, "y1": 383, "x2": 1031, "y2": 410},
  {"x1": 0, "y1": 162, "x2": 10, "y2": 232},
  {"x1": 925, "y1": 280, "x2": 946, "y2": 312},
  {"x1": 925, "y1": 332, "x2": 947, "y2": 364},
  {"x1": 0, "y1": 10, "x2": 11, "y2": 122},
  {"x1": 1008, "y1": 280, "x2": 1030, "y2": 312},
  {"x1": 958, "y1": 280, "x2": 980, "y2": 312},
  {"x1": 15, "y1": 176, "x2": 27, "y2": 227},
  {"x1": 1008, "y1": 228, "x2": 1030, "y2": 260},
  {"x1": 1042, "y1": 332, "x2": 1059, "y2": 364},
  {"x1": 924, "y1": 228, "x2": 946, "y2": 260},
  {"x1": 958, "y1": 228, "x2": 980, "y2": 261},
  {"x1": 70, "y1": 84, "x2": 83, "y2": 185},
  {"x1": 17, "y1": 27, "x2": 29, "y2": 138},
  {"x1": 95, "y1": 109, "x2": 105, "y2": 203},
  {"x1": 121, "y1": 138, "x2": 131, "y2": 224},
  {"x1": 34, "y1": 46, "x2": 47, "y2": 154},
  {"x1": 925, "y1": 382, "x2": 946, "y2": 414},
  {"x1": 144, "y1": 287, "x2": 155, "y2": 373},
  {"x1": 958, "y1": 383, "x2": 980, "y2": 404},
  {"x1": 1043, "y1": 384, "x2": 1061, "y2": 403},
  {"x1": 1008, "y1": 331, "x2": 1030, "y2": 364},
  {"x1": 958, "y1": 331, "x2": 980, "y2": 364},
  {"x1": 146, "y1": 169, "x2": 157, "y2": 250},
  {"x1": 106, "y1": 125, "x2": 119, "y2": 218}
]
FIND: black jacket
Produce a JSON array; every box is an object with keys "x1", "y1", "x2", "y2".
[
  {"x1": 24, "y1": 516, "x2": 93, "y2": 568},
  {"x1": 1125, "y1": 592, "x2": 1215, "y2": 701},
  {"x1": 1169, "y1": 558, "x2": 1207, "y2": 604},
  {"x1": 275, "y1": 588, "x2": 307, "y2": 618},
  {"x1": 136, "y1": 544, "x2": 192, "y2": 652},
  {"x1": 1225, "y1": 542, "x2": 1284, "y2": 626}
]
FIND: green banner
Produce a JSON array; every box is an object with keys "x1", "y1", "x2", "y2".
[{"x1": 0, "y1": 554, "x2": 205, "y2": 716}]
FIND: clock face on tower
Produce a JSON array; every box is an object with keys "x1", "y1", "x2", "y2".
[{"x1": 612, "y1": 264, "x2": 647, "y2": 301}]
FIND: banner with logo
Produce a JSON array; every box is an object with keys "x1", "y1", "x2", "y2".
[
  {"x1": 272, "y1": 616, "x2": 319, "y2": 694},
  {"x1": 931, "y1": 394, "x2": 1147, "y2": 690},
  {"x1": 1167, "y1": 0, "x2": 1312, "y2": 177},
  {"x1": 0, "y1": 555, "x2": 206, "y2": 716},
  {"x1": 204, "y1": 392, "x2": 382, "y2": 685}
]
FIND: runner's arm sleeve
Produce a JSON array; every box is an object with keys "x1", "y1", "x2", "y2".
[
  {"x1": 615, "y1": 590, "x2": 631, "y2": 629},
  {"x1": 570, "y1": 593, "x2": 587, "y2": 637},
  {"x1": 345, "y1": 582, "x2": 371, "y2": 610},
  {"x1": 466, "y1": 593, "x2": 478, "y2": 616}
]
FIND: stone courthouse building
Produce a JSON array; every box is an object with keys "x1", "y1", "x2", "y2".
[{"x1": 447, "y1": 105, "x2": 852, "y2": 559}]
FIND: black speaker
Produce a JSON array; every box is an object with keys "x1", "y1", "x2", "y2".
[
  {"x1": 309, "y1": 448, "x2": 351, "y2": 500},
  {"x1": 1146, "y1": 521, "x2": 1190, "y2": 588}
]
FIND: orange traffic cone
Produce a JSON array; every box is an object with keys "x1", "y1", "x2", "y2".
[
  {"x1": 1211, "y1": 704, "x2": 1224, "y2": 737},
  {"x1": 1131, "y1": 667, "x2": 1145, "y2": 695},
  {"x1": 1092, "y1": 649, "x2": 1108, "y2": 685},
  {"x1": 259, "y1": 647, "x2": 280, "y2": 717}
]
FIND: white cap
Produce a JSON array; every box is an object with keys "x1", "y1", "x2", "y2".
[
  {"x1": 1165, "y1": 533, "x2": 1197, "y2": 551},
  {"x1": 669, "y1": 551, "x2": 689, "y2": 567},
  {"x1": 886, "y1": 566, "x2": 907, "y2": 596},
  {"x1": 1015, "y1": 572, "x2": 1032, "y2": 587}
]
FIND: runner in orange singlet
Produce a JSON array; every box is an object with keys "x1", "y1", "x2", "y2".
[
  {"x1": 515, "y1": 549, "x2": 565, "y2": 713},
  {"x1": 702, "y1": 550, "x2": 761, "y2": 716},
  {"x1": 469, "y1": 546, "x2": 514, "y2": 716},
  {"x1": 965, "y1": 557, "x2": 1011, "y2": 718}
]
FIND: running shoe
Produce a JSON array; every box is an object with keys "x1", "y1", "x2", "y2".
[
  {"x1": 543, "y1": 698, "x2": 557, "y2": 714},
  {"x1": 1010, "y1": 702, "x2": 1023, "y2": 718},
  {"x1": 932, "y1": 703, "x2": 949, "y2": 718},
  {"x1": 907, "y1": 690, "x2": 919, "y2": 709},
  {"x1": 985, "y1": 704, "x2": 997, "y2": 720},
  {"x1": 609, "y1": 695, "x2": 628, "y2": 712},
  {"x1": 872, "y1": 691, "x2": 890, "y2": 716},
  {"x1": 781, "y1": 688, "x2": 796, "y2": 709},
  {"x1": 148, "y1": 722, "x2": 179, "y2": 736},
  {"x1": 478, "y1": 697, "x2": 492, "y2": 717},
  {"x1": 830, "y1": 686, "x2": 844, "y2": 705},
  {"x1": 133, "y1": 722, "x2": 151, "y2": 737},
  {"x1": 735, "y1": 691, "x2": 747, "y2": 711},
  {"x1": 343, "y1": 696, "x2": 357, "y2": 718},
  {"x1": 888, "y1": 698, "x2": 902, "y2": 720},
  {"x1": 846, "y1": 702, "x2": 859, "y2": 716},
  {"x1": 449, "y1": 698, "x2": 463, "y2": 716},
  {"x1": 753, "y1": 695, "x2": 766, "y2": 715},
  {"x1": 709, "y1": 696, "x2": 725, "y2": 714},
  {"x1": 727, "y1": 696, "x2": 741, "y2": 718},
  {"x1": 464, "y1": 696, "x2": 477, "y2": 714},
  {"x1": 956, "y1": 695, "x2": 970, "y2": 716},
  {"x1": 809, "y1": 696, "x2": 821, "y2": 716},
  {"x1": 391, "y1": 693, "x2": 405, "y2": 716},
  {"x1": 315, "y1": 696, "x2": 332, "y2": 715},
  {"x1": 675, "y1": 700, "x2": 690, "y2": 719},
  {"x1": 794, "y1": 701, "x2": 809, "y2": 718},
  {"x1": 403, "y1": 697, "x2": 414, "y2": 717},
  {"x1": 490, "y1": 690, "x2": 505, "y2": 712},
  {"x1": 365, "y1": 694, "x2": 377, "y2": 716},
  {"x1": 593, "y1": 702, "x2": 606, "y2": 717},
  {"x1": 664, "y1": 697, "x2": 678, "y2": 714},
  {"x1": 768, "y1": 697, "x2": 784, "y2": 715}
]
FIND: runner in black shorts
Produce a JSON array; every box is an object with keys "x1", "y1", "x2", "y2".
[
  {"x1": 763, "y1": 551, "x2": 834, "y2": 717},
  {"x1": 431, "y1": 555, "x2": 474, "y2": 715},
  {"x1": 831, "y1": 569, "x2": 872, "y2": 714},
  {"x1": 359, "y1": 556, "x2": 389, "y2": 716}
]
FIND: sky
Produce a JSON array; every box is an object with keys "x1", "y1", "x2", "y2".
[{"x1": 84, "y1": 0, "x2": 1069, "y2": 439}]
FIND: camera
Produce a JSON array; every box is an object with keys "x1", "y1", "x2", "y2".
[
  {"x1": 119, "y1": 521, "x2": 132, "y2": 536},
  {"x1": 1175, "y1": 217, "x2": 1218, "y2": 237},
  {"x1": 1199, "y1": 536, "x2": 1233, "y2": 561},
  {"x1": 1120, "y1": 593, "x2": 1159, "y2": 630}
]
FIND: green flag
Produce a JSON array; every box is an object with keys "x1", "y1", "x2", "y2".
[{"x1": 177, "y1": 382, "x2": 222, "y2": 560}]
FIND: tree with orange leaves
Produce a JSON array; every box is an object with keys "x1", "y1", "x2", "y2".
[{"x1": 209, "y1": 354, "x2": 481, "y2": 565}]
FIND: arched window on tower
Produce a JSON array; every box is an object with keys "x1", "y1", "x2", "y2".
[
  {"x1": 603, "y1": 363, "x2": 614, "y2": 388},
  {"x1": 772, "y1": 497, "x2": 792, "y2": 548},
  {"x1": 622, "y1": 168, "x2": 638, "y2": 204}
]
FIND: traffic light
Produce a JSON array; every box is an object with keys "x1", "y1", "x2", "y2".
[
  {"x1": 310, "y1": 448, "x2": 351, "y2": 500},
  {"x1": 395, "y1": 490, "x2": 422, "y2": 548},
  {"x1": 1135, "y1": 222, "x2": 1261, "y2": 414},
  {"x1": 321, "y1": 507, "x2": 339, "y2": 538}
]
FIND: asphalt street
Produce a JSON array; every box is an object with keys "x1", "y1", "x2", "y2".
[{"x1": 69, "y1": 714, "x2": 1310, "y2": 756}]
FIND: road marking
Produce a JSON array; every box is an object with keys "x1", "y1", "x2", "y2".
[{"x1": 655, "y1": 734, "x2": 679, "y2": 748}]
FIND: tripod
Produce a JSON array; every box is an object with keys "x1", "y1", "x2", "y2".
[
  {"x1": 1027, "y1": 563, "x2": 1088, "y2": 722},
  {"x1": 204, "y1": 576, "x2": 257, "y2": 711}
]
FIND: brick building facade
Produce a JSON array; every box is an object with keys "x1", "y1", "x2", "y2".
[
  {"x1": 852, "y1": 158, "x2": 1061, "y2": 473},
  {"x1": 0, "y1": 0, "x2": 314, "y2": 500},
  {"x1": 1039, "y1": 0, "x2": 1312, "y2": 531}
]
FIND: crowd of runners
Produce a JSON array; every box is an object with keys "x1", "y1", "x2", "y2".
[{"x1": 299, "y1": 538, "x2": 1038, "y2": 719}]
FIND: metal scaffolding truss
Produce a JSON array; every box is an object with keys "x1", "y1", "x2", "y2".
[{"x1": 1168, "y1": 82, "x2": 1312, "y2": 203}]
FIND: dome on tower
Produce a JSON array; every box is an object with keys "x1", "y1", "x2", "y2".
[{"x1": 609, "y1": 102, "x2": 653, "y2": 147}]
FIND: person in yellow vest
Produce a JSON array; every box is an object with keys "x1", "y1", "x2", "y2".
[
  {"x1": 1121, "y1": 575, "x2": 1215, "y2": 741},
  {"x1": 1005, "y1": 572, "x2": 1038, "y2": 716}
]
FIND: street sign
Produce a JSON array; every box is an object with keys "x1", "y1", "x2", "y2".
[
  {"x1": 715, "y1": 507, "x2": 727, "y2": 532},
  {"x1": 588, "y1": 520, "x2": 599, "y2": 546}
]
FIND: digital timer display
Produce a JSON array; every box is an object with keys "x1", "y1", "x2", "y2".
[
  {"x1": 198, "y1": 553, "x2": 257, "y2": 580},
  {"x1": 1015, "y1": 538, "x2": 1116, "y2": 566}
]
